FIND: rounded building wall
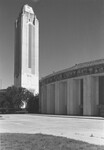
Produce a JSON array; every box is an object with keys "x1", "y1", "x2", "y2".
[{"x1": 40, "y1": 59, "x2": 104, "y2": 116}]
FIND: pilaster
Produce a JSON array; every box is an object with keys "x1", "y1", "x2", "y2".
[{"x1": 83, "y1": 76, "x2": 99, "y2": 116}]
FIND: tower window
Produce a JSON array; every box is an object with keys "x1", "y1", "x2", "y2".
[{"x1": 28, "y1": 24, "x2": 32, "y2": 68}]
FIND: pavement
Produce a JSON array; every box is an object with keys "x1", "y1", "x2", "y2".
[{"x1": 0, "y1": 114, "x2": 104, "y2": 145}]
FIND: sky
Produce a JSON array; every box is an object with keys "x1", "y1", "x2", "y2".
[{"x1": 0, "y1": 0, "x2": 104, "y2": 89}]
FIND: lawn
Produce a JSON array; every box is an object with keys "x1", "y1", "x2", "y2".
[{"x1": 0, "y1": 133, "x2": 104, "y2": 150}]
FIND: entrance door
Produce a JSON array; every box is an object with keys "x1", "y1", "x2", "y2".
[{"x1": 59, "y1": 82, "x2": 67, "y2": 115}]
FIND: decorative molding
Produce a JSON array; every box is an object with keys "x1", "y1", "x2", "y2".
[{"x1": 40, "y1": 63, "x2": 104, "y2": 86}]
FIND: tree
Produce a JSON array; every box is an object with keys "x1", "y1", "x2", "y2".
[
  {"x1": 0, "y1": 86, "x2": 34, "y2": 113},
  {"x1": 6, "y1": 86, "x2": 18, "y2": 109},
  {"x1": 26, "y1": 94, "x2": 39, "y2": 113},
  {"x1": 0, "y1": 92, "x2": 14, "y2": 113}
]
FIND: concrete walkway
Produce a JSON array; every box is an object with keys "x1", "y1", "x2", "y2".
[{"x1": 0, "y1": 114, "x2": 104, "y2": 145}]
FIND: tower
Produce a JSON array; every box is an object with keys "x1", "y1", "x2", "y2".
[{"x1": 14, "y1": 4, "x2": 39, "y2": 95}]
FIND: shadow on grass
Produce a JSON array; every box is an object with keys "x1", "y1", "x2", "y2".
[{"x1": 0, "y1": 133, "x2": 104, "y2": 150}]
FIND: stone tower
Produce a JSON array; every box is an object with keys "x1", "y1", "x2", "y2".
[{"x1": 14, "y1": 4, "x2": 39, "y2": 95}]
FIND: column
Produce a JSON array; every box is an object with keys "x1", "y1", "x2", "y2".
[
  {"x1": 67, "y1": 79, "x2": 80, "y2": 115},
  {"x1": 41, "y1": 85, "x2": 47, "y2": 114},
  {"x1": 55, "y1": 82, "x2": 60, "y2": 114},
  {"x1": 75, "y1": 79, "x2": 80, "y2": 115},
  {"x1": 47, "y1": 84, "x2": 50, "y2": 114},
  {"x1": 83, "y1": 76, "x2": 99, "y2": 116},
  {"x1": 50, "y1": 84, "x2": 55, "y2": 114},
  {"x1": 40, "y1": 86, "x2": 44, "y2": 113}
]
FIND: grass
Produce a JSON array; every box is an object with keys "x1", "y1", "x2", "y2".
[{"x1": 0, "y1": 133, "x2": 104, "y2": 150}]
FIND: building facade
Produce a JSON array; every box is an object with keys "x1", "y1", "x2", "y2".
[
  {"x1": 40, "y1": 59, "x2": 104, "y2": 116},
  {"x1": 14, "y1": 4, "x2": 39, "y2": 95}
]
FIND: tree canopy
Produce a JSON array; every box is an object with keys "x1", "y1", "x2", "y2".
[
  {"x1": 26, "y1": 94, "x2": 39, "y2": 113},
  {"x1": 0, "y1": 86, "x2": 37, "y2": 113}
]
